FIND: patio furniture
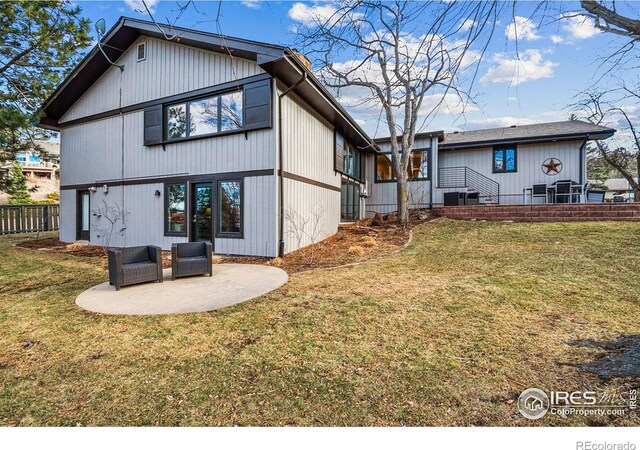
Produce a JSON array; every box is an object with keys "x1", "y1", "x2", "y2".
[
  {"x1": 585, "y1": 189, "x2": 606, "y2": 203},
  {"x1": 531, "y1": 184, "x2": 548, "y2": 203},
  {"x1": 555, "y1": 181, "x2": 573, "y2": 203},
  {"x1": 444, "y1": 192, "x2": 465, "y2": 206},
  {"x1": 108, "y1": 245, "x2": 163, "y2": 291},
  {"x1": 465, "y1": 192, "x2": 479, "y2": 205},
  {"x1": 171, "y1": 242, "x2": 213, "y2": 280}
]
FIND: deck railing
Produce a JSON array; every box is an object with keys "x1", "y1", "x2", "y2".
[
  {"x1": 438, "y1": 167, "x2": 500, "y2": 204},
  {"x1": 0, "y1": 204, "x2": 60, "y2": 234}
]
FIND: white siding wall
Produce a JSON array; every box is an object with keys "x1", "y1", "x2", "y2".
[
  {"x1": 437, "y1": 140, "x2": 584, "y2": 205},
  {"x1": 58, "y1": 39, "x2": 278, "y2": 256},
  {"x1": 278, "y1": 88, "x2": 343, "y2": 254},
  {"x1": 365, "y1": 137, "x2": 433, "y2": 216},
  {"x1": 61, "y1": 36, "x2": 264, "y2": 123}
]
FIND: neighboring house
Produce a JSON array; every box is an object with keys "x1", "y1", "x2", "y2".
[
  {"x1": 38, "y1": 18, "x2": 615, "y2": 257},
  {"x1": 0, "y1": 143, "x2": 60, "y2": 204},
  {"x1": 602, "y1": 177, "x2": 638, "y2": 201}
]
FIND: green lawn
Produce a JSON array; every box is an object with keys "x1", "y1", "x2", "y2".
[{"x1": 1, "y1": 220, "x2": 639, "y2": 426}]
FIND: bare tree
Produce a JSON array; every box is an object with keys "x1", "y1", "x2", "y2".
[
  {"x1": 575, "y1": 90, "x2": 640, "y2": 201},
  {"x1": 580, "y1": 1, "x2": 640, "y2": 39},
  {"x1": 285, "y1": 206, "x2": 327, "y2": 266},
  {"x1": 294, "y1": 1, "x2": 500, "y2": 225}
]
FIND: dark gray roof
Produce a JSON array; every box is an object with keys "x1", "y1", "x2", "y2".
[
  {"x1": 374, "y1": 130, "x2": 445, "y2": 143},
  {"x1": 440, "y1": 120, "x2": 615, "y2": 149}
]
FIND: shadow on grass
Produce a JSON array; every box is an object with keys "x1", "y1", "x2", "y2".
[{"x1": 568, "y1": 335, "x2": 640, "y2": 379}]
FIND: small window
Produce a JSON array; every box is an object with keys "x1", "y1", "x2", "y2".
[
  {"x1": 493, "y1": 145, "x2": 517, "y2": 173},
  {"x1": 218, "y1": 180, "x2": 242, "y2": 237},
  {"x1": 165, "y1": 183, "x2": 187, "y2": 236},
  {"x1": 137, "y1": 43, "x2": 146, "y2": 62}
]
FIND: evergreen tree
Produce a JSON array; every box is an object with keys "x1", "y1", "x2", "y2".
[
  {"x1": 6, "y1": 163, "x2": 32, "y2": 205},
  {"x1": 0, "y1": 1, "x2": 90, "y2": 189}
]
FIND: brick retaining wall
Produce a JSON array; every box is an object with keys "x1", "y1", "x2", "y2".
[{"x1": 432, "y1": 203, "x2": 640, "y2": 222}]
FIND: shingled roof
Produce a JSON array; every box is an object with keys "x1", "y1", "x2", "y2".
[{"x1": 440, "y1": 120, "x2": 615, "y2": 150}]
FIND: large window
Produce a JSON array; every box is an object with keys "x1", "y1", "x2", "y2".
[
  {"x1": 493, "y1": 145, "x2": 517, "y2": 173},
  {"x1": 218, "y1": 180, "x2": 242, "y2": 237},
  {"x1": 375, "y1": 149, "x2": 430, "y2": 183},
  {"x1": 166, "y1": 90, "x2": 243, "y2": 141},
  {"x1": 165, "y1": 183, "x2": 187, "y2": 236}
]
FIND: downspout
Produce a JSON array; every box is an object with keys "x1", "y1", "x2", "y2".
[
  {"x1": 579, "y1": 139, "x2": 587, "y2": 185},
  {"x1": 277, "y1": 72, "x2": 307, "y2": 257}
]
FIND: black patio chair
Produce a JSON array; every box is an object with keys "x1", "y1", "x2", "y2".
[
  {"x1": 108, "y1": 245, "x2": 163, "y2": 291},
  {"x1": 586, "y1": 189, "x2": 606, "y2": 203},
  {"x1": 555, "y1": 181, "x2": 572, "y2": 203},
  {"x1": 531, "y1": 184, "x2": 548, "y2": 203},
  {"x1": 171, "y1": 242, "x2": 213, "y2": 280}
]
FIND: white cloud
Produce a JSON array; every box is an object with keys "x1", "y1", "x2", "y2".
[
  {"x1": 506, "y1": 16, "x2": 541, "y2": 41},
  {"x1": 124, "y1": 0, "x2": 159, "y2": 14},
  {"x1": 561, "y1": 14, "x2": 601, "y2": 40},
  {"x1": 460, "y1": 19, "x2": 475, "y2": 32},
  {"x1": 550, "y1": 35, "x2": 564, "y2": 44},
  {"x1": 480, "y1": 49, "x2": 558, "y2": 86},
  {"x1": 355, "y1": 119, "x2": 366, "y2": 127},
  {"x1": 241, "y1": 1, "x2": 261, "y2": 9},
  {"x1": 288, "y1": 3, "x2": 339, "y2": 27}
]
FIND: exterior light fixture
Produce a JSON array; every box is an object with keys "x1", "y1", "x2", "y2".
[
  {"x1": 103, "y1": 184, "x2": 109, "y2": 194},
  {"x1": 154, "y1": 190, "x2": 161, "y2": 197}
]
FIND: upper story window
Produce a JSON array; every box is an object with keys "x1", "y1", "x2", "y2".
[
  {"x1": 493, "y1": 145, "x2": 517, "y2": 173},
  {"x1": 137, "y1": 42, "x2": 146, "y2": 62},
  {"x1": 335, "y1": 133, "x2": 363, "y2": 181},
  {"x1": 375, "y1": 149, "x2": 430, "y2": 183},
  {"x1": 165, "y1": 90, "x2": 244, "y2": 141}
]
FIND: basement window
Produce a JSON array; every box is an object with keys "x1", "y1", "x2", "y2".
[{"x1": 137, "y1": 42, "x2": 146, "y2": 62}]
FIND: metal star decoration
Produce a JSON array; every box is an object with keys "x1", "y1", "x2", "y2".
[{"x1": 542, "y1": 158, "x2": 562, "y2": 175}]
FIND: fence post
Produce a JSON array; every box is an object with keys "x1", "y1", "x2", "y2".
[
  {"x1": 20, "y1": 205, "x2": 26, "y2": 233},
  {"x1": 44, "y1": 205, "x2": 50, "y2": 231}
]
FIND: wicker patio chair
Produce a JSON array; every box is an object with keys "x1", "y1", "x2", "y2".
[
  {"x1": 108, "y1": 245, "x2": 163, "y2": 290},
  {"x1": 171, "y1": 242, "x2": 213, "y2": 281}
]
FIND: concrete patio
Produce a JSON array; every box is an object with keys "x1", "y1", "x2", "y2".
[{"x1": 75, "y1": 264, "x2": 288, "y2": 315}]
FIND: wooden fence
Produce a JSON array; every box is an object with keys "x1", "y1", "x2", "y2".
[{"x1": 0, "y1": 204, "x2": 60, "y2": 235}]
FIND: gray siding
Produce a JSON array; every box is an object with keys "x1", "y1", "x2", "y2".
[
  {"x1": 437, "y1": 140, "x2": 584, "y2": 205},
  {"x1": 61, "y1": 36, "x2": 264, "y2": 123},
  {"x1": 365, "y1": 137, "x2": 434, "y2": 216},
  {"x1": 278, "y1": 88, "x2": 344, "y2": 253},
  {"x1": 58, "y1": 38, "x2": 278, "y2": 256}
]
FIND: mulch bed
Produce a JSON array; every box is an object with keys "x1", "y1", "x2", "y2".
[
  {"x1": 218, "y1": 210, "x2": 431, "y2": 274},
  {"x1": 14, "y1": 210, "x2": 431, "y2": 275}
]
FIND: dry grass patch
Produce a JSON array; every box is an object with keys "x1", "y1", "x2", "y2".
[{"x1": 1, "y1": 221, "x2": 639, "y2": 426}]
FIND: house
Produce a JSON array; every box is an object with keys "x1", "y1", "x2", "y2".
[
  {"x1": 366, "y1": 121, "x2": 615, "y2": 214},
  {"x1": 603, "y1": 177, "x2": 638, "y2": 201},
  {"x1": 39, "y1": 18, "x2": 615, "y2": 257}
]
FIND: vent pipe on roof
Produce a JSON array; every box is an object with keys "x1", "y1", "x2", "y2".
[{"x1": 290, "y1": 49, "x2": 311, "y2": 70}]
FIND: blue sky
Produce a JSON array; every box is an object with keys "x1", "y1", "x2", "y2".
[{"x1": 73, "y1": 1, "x2": 633, "y2": 138}]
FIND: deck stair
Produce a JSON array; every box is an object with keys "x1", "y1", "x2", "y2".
[{"x1": 438, "y1": 166, "x2": 500, "y2": 204}]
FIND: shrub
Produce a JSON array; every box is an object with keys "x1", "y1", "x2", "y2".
[
  {"x1": 269, "y1": 257, "x2": 283, "y2": 267},
  {"x1": 347, "y1": 245, "x2": 365, "y2": 256},
  {"x1": 361, "y1": 236, "x2": 377, "y2": 247}
]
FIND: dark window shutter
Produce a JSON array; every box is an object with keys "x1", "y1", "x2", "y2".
[
  {"x1": 144, "y1": 104, "x2": 163, "y2": 146},
  {"x1": 335, "y1": 132, "x2": 344, "y2": 173},
  {"x1": 244, "y1": 79, "x2": 272, "y2": 131}
]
